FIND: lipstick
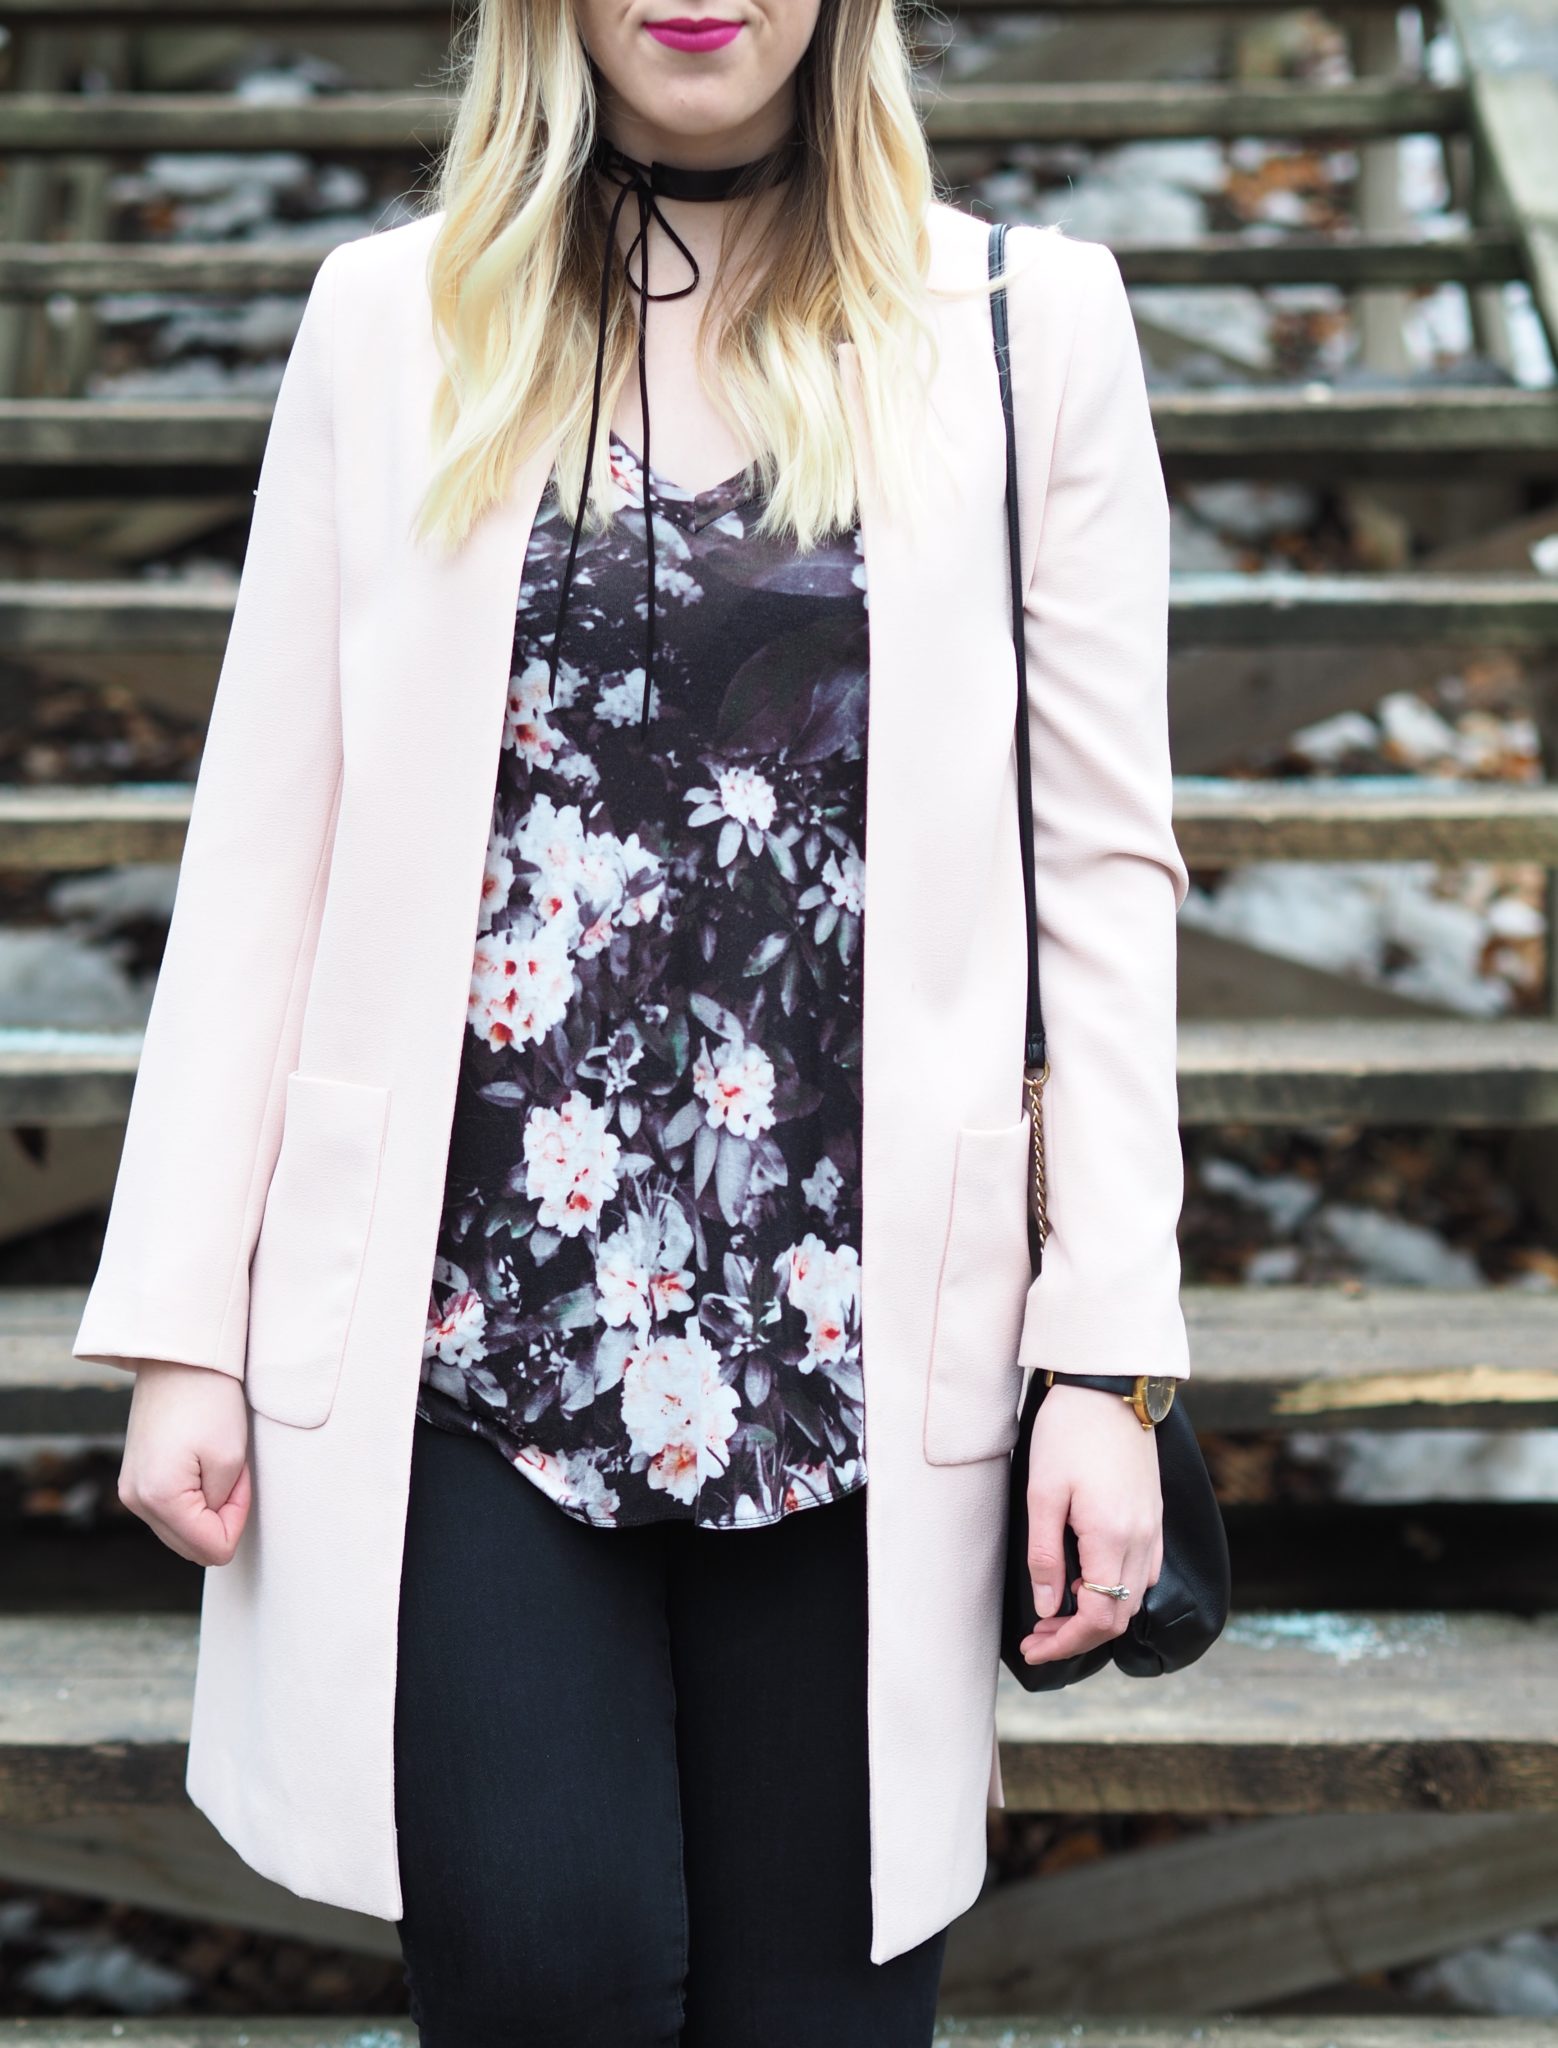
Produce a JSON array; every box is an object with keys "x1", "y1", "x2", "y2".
[{"x1": 645, "y1": 17, "x2": 744, "y2": 52}]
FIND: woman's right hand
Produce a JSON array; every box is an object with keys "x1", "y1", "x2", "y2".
[{"x1": 118, "y1": 1360, "x2": 252, "y2": 1566}]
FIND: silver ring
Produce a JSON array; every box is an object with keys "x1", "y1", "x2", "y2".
[{"x1": 1079, "y1": 1579, "x2": 1132, "y2": 1602}]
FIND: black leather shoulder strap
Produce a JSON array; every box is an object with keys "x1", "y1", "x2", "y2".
[{"x1": 987, "y1": 220, "x2": 1046, "y2": 1072}]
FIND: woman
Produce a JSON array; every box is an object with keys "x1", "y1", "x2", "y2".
[{"x1": 74, "y1": 1, "x2": 1189, "y2": 2040}]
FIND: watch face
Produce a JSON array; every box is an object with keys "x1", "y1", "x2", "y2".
[{"x1": 1142, "y1": 1377, "x2": 1177, "y2": 1423}]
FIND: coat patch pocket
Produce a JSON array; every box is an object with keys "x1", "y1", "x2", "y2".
[
  {"x1": 244, "y1": 1069, "x2": 390, "y2": 1428},
  {"x1": 923, "y1": 1112, "x2": 1032, "y2": 1465}
]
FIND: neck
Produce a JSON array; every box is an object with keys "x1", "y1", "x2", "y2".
[
  {"x1": 591, "y1": 112, "x2": 797, "y2": 277},
  {"x1": 594, "y1": 86, "x2": 798, "y2": 191}
]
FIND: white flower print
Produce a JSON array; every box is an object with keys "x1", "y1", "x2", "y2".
[
  {"x1": 596, "y1": 667, "x2": 660, "y2": 728},
  {"x1": 563, "y1": 1451, "x2": 621, "y2": 1523},
  {"x1": 692, "y1": 1037, "x2": 777, "y2": 1139},
  {"x1": 523, "y1": 1089, "x2": 622, "y2": 1236},
  {"x1": 633, "y1": 560, "x2": 702, "y2": 612},
  {"x1": 476, "y1": 842, "x2": 516, "y2": 933},
  {"x1": 822, "y1": 847, "x2": 865, "y2": 917},
  {"x1": 784, "y1": 1455, "x2": 863, "y2": 1513},
  {"x1": 686, "y1": 767, "x2": 778, "y2": 861},
  {"x1": 801, "y1": 1154, "x2": 843, "y2": 1220},
  {"x1": 778, "y1": 1232, "x2": 861, "y2": 1370},
  {"x1": 516, "y1": 1443, "x2": 622, "y2": 1525},
  {"x1": 596, "y1": 1205, "x2": 696, "y2": 1338},
  {"x1": 620, "y1": 1329, "x2": 741, "y2": 1503},
  {"x1": 418, "y1": 426, "x2": 869, "y2": 1529},
  {"x1": 467, "y1": 913, "x2": 578, "y2": 1053},
  {"x1": 503, "y1": 657, "x2": 569, "y2": 767},
  {"x1": 511, "y1": 792, "x2": 666, "y2": 960},
  {"x1": 424, "y1": 1286, "x2": 488, "y2": 1370}
]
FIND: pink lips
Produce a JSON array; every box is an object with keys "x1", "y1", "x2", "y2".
[{"x1": 645, "y1": 16, "x2": 744, "y2": 52}]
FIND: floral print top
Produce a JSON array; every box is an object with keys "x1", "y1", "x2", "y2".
[{"x1": 416, "y1": 429, "x2": 870, "y2": 1531}]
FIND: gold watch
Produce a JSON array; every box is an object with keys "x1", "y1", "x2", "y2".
[{"x1": 1042, "y1": 1371, "x2": 1177, "y2": 1430}]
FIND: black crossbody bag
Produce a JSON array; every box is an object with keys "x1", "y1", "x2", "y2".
[{"x1": 986, "y1": 220, "x2": 1231, "y2": 1692}]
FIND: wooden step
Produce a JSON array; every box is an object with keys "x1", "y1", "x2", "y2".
[
  {"x1": 8, "y1": 393, "x2": 1556, "y2": 490},
  {"x1": 4, "y1": 1020, "x2": 1557, "y2": 1127},
  {"x1": 0, "y1": 785, "x2": 196, "y2": 868},
  {"x1": 1112, "y1": 229, "x2": 1523, "y2": 288},
  {"x1": 4, "y1": 1609, "x2": 1554, "y2": 1820},
  {"x1": 998, "y1": 1608, "x2": 1558, "y2": 1812},
  {"x1": 1173, "y1": 777, "x2": 1558, "y2": 863},
  {"x1": 7, "y1": 1286, "x2": 1558, "y2": 1437},
  {"x1": 955, "y1": 2030, "x2": 1538, "y2": 2048},
  {"x1": 1, "y1": 230, "x2": 1517, "y2": 299},
  {"x1": 0, "y1": 2027, "x2": 1543, "y2": 2048},
  {"x1": 1182, "y1": 1286, "x2": 1558, "y2": 1431},
  {"x1": 8, "y1": 573, "x2": 1558, "y2": 660},
  {"x1": 6, "y1": 774, "x2": 1558, "y2": 873},
  {"x1": 1168, "y1": 573, "x2": 1558, "y2": 648},
  {"x1": 1176, "y1": 1019, "x2": 1558, "y2": 1125},
  {"x1": 0, "y1": 0, "x2": 1412, "y2": 13},
  {"x1": 0, "y1": 82, "x2": 1468, "y2": 156},
  {"x1": 1157, "y1": 388, "x2": 1558, "y2": 478}
]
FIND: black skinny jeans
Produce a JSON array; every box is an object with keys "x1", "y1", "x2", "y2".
[{"x1": 392, "y1": 1412, "x2": 949, "y2": 2046}]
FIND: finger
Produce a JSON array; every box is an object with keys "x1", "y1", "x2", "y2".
[
  {"x1": 1024, "y1": 1487, "x2": 1070, "y2": 1622},
  {"x1": 1019, "y1": 1594, "x2": 1117, "y2": 1664},
  {"x1": 147, "y1": 1477, "x2": 246, "y2": 1568},
  {"x1": 1021, "y1": 1532, "x2": 1130, "y2": 1662},
  {"x1": 1075, "y1": 1527, "x2": 1139, "y2": 1639}
]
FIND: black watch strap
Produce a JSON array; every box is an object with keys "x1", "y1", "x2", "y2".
[{"x1": 1044, "y1": 1372, "x2": 1137, "y2": 1394}]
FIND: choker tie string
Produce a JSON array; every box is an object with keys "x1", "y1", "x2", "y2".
[{"x1": 544, "y1": 133, "x2": 797, "y2": 738}]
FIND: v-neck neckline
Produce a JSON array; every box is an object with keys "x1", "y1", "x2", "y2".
[{"x1": 607, "y1": 428, "x2": 760, "y2": 534}]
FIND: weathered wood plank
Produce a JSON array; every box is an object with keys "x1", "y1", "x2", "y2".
[
  {"x1": 1155, "y1": 387, "x2": 1558, "y2": 476},
  {"x1": 9, "y1": 774, "x2": 1558, "y2": 872},
  {"x1": 998, "y1": 1610, "x2": 1558, "y2": 1812},
  {"x1": 0, "y1": 400, "x2": 270, "y2": 468},
  {"x1": 1442, "y1": 0, "x2": 1558, "y2": 359},
  {"x1": 10, "y1": 573, "x2": 1558, "y2": 659},
  {"x1": 0, "y1": 232, "x2": 1521, "y2": 298},
  {"x1": 1173, "y1": 776, "x2": 1558, "y2": 862},
  {"x1": 936, "y1": 2026, "x2": 1558, "y2": 2047},
  {"x1": 0, "y1": 1614, "x2": 192, "y2": 1820},
  {"x1": 942, "y1": 1813, "x2": 1558, "y2": 2015},
  {"x1": 0, "y1": 580, "x2": 233, "y2": 651},
  {"x1": 0, "y1": 82, "x2": 1467, "y2": 155},
  {"x1": 5, "y1": 1021, "x2": 1558, "y2": 1124},
  {"x1": 1113, "y1": 228, "x2": 1523, "y2": 288},
  {"x1": 0, "y1": 2022, "x2": 1532, "y2": 2048},
  {"x1": 0, "y1": 1806, "x2": 399, "y2": 1954},
  {"x1": 8, "y1": 1285, "x2": 1558, "y2": 1435},
  {"x1": 0, "y1": 0, "x2": 1409, "y2": 13},
  {"x1": 1176, "y1": 1018, "x2": 1558, "y2": 1125},
  {"x1": 0, "y1": 243, "x2": 333, "y2": 297},
  {"x1": 21, "y1": 570, "x2": 1558, "y2": 653},
  {"x1": 1177, "y1": 923, "x2": 1448, "y2": 1023},
  {"x1": 0, "y1": 1030, "x2": 142, "y2": 1123},
  {"x1": 1182, "y1": 1286, "x2": 1558, "y2": 1430},
  {"x1": 0, "y1": 784, "x2": 195, "y2": 866},
  {"x1": 8, "y1": 393, "x2": 1557, "y2": 484},
  {"x1": 1169, "y1": 573, "x2": 1558, "y2": 647},
  {"x1": 5, "y1": 1611, "x2": 1557, "y2": 1821}
]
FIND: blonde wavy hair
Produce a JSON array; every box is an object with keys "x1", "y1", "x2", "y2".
[{"x1": 412, "y1": 0, "x2": 952, "y2": 556}]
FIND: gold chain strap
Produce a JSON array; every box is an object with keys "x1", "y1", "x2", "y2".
[{"x1": 1023, "y1": 1058, "x2": 1049, "y2": 1252}]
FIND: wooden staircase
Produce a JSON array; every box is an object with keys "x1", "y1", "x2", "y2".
[{"x1": 3, "y1": 0, "x2": 1558, "y2": 2037}]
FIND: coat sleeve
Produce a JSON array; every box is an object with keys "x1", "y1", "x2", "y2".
[
  {"x1": 1009, "y1": 235, "x2": 1192, "y2": 1382},
  {"x1": 72, "y1": 243, "x2": 348, "y2": 1380}
]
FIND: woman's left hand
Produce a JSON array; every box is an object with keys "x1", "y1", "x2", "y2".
[{"x1": 1017, "y1": 1383, "x2": 1163, "y2": 1666}]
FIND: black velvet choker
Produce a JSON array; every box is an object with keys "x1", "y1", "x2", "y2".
[{"x1": 544, "y1": 132, "x2": 800, "y2": 737}]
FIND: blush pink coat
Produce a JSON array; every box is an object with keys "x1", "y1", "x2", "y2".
[{"x1": 72, "y1": 197, "x2": 1190, "y2": 1965}]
